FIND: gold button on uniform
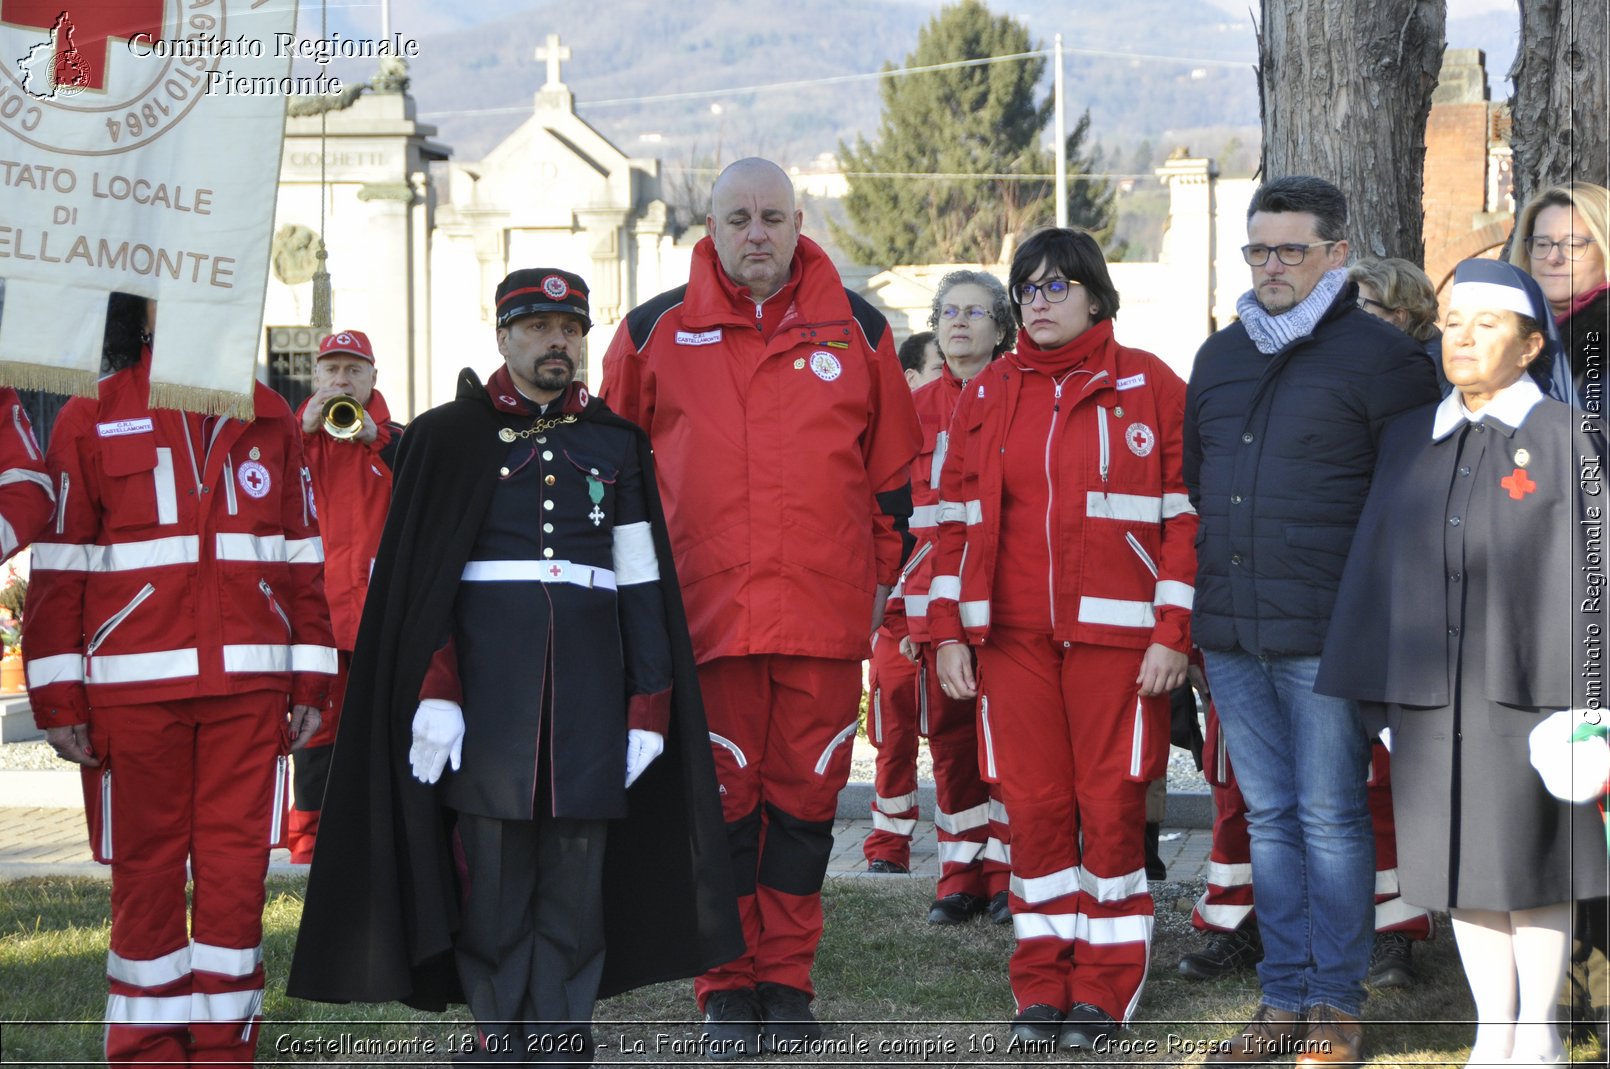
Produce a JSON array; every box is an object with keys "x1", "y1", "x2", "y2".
[
  {"x1": 543, "y1": 547, "x2": 555, "y2": 558},
  {"x1": 543, "y1": 523, "x2": 554, "y2": 533},
  {"x1": 545, "y1": 474, "x2": 556, "y2": 485},
  {"x1": 499, "y1": 467, "x2": 510, "y2": 477},
  {"x1": 543, "y1": 500, "x2": 554, "y2": 511},
  {"x1": 542, "y1": 451, "x2": 554, "y2": 461}
]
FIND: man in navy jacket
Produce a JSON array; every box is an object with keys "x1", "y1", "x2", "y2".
[{"x1": 1183, "y1": 176, "x2": 1437, "y2": 1065}]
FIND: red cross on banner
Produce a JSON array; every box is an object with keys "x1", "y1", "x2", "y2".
[
  {"x1": 1, "y1": 0, "x2": 165, "y2": 90},
  {"x1": 1500, "y1": 468, "x2": 1537, "y2": 500},
  {"x1": 548, "y1": 565, "x2": 562, "y2": 579}
]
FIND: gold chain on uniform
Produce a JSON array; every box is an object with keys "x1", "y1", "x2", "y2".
[{"x1": 498, "y1": 413, "x2": 577, "y2": 442}]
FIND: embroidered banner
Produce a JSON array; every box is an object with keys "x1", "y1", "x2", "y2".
[{"x1": 0, "y1": 0, "x2": 298, "y2": 418}]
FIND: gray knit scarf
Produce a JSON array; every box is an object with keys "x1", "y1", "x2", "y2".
[{"x1": 1236, "y1": 269, "x2": 1349, "y2": 355}]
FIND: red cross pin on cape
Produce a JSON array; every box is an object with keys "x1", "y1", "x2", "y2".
[{"x1": 1500, "y1": 467, "x2": 1536, "y2": 500}]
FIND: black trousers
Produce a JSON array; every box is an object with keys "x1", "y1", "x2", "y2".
[{"x1": 453, "y1": 811, "x2": 608, "y2": 1066}]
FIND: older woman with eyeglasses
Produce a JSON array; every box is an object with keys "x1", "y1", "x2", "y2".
[
  {"x1": 870, "y1": 271, "x2": 1017, "y2": 923},
  {"x1": 929, "y1": 229, "x2": 1196, "y2": 1051},
  {"x1": 1508, "y1": 182, "x2": 1609, "y2": 406}
]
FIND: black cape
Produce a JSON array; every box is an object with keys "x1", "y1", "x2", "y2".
[{"x1": 288, "y1": 368, "x2": 743, "y2": 1010}]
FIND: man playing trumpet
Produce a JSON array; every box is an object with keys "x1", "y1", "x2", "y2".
[{"x1": 291, "y1": 329, "x2": 404, "y2": 861}]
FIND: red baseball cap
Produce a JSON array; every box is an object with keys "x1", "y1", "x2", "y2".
[{"x1": 317, "y1": 330, "x2": 376, "y2": 365}]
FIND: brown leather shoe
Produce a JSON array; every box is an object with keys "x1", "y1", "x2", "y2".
[
  {"x1": 1206, "y1": 1004, "x2": 1304, "y2": 1063},
  {"x1": 1295, "y1": 1004, "x2": 1364, "y2": 1065}
]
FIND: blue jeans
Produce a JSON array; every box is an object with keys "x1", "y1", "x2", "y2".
[{"x1": 1203, "y1": 650, "x2": 1374, "y2": 1016}]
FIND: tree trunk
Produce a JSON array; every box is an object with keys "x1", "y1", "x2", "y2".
[
  {"x1": 1257, "y1": 0, "x2": 1446, "y2": 262},
  {"x1": 1509, "y1": 0, "x2": 1609, "y2": 215}
]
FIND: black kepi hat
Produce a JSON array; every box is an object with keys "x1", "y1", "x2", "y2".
[{"x1": 495, "y1": 268, "x2": 592, "y2": 333}]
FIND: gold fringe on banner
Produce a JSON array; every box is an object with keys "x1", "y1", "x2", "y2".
[
  {"x1": 0, "y1": 361, "x2": 98, "y2": 399},
  {"x1": 148, "y1": 381, "x2": 257, "y2": 421}
]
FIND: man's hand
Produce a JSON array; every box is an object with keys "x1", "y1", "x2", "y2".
[
  {"x1": 288, "y1": 705, "x2": 322, "y2": 751},
  {"x1": 45, "y1": 724, "x2": 99, "y2": 767},
  {"x1": 300, "y1": 386, "x2": 342, "y2": 434},
  {"x1": 409, "y1": 699, "x2": 464, "y2": 784},
  {"x1": 935, "y1": 642, "x2": 977, "y2": 700},
  {"x1": 625, "y1": 729, "x2": 665, "y2": 788},
  {"x1": 898, "y1": 635, "x2": 921, "y2": 664},
  {"x1": 1136, "y1": 643, "x2": 1189, "y2": 698},
  {"x1": 355, "y1": 411, "x2": 379, "y2": 444},
  {"x1": 870, "y1": 583, "x2": 892, "y2": 635}
]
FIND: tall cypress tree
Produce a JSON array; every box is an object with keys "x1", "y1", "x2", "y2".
[{"x1": 834, "y1": 0, "x2": 1053, "y2": 265}]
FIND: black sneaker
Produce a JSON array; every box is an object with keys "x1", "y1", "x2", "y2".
[
  {"x1": 1178, "y1": 919, "x2": 1262, "y2": 980},
  {"x1": 1009, "y1": 1004, "x2": 1064, "y2": 1047},
  {"x1": 757, "y1": 981, "x2": 822, "y2": 1053},
  {"x1": 702, "y1": 987, "x2": 763, "y2": 1061},
  {"x1": 1059, "y1": 1002, "x2": 1118, "y2": 1050},
  {"x1": 987, "y1": 890, "x2": 1012, "y2": 925},
  {"x1": 1367, "y1": 931, "x2": 1415, "y2": 989},
  {"x1": 927, "y1": 892, "x2": 987, "y2": 925},
  {"x1": 866, "y1": 858, "x2": 909, "y2": 874}
]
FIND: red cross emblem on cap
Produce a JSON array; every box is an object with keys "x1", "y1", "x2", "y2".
[
  {"x1": 542, "y1": 274, "x2": 569, "y2": 299},
  {"x1": 1500, "y1": 467, "x2": 1536, "y2": 500},
  {"x1": 547, "y1": 564, "x2": 563, "y2": 579}
]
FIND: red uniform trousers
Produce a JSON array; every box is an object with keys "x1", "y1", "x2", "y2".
[
  {"x1": 286, "y1": 651, "x2": 347, "y2": 863},
  {"x1": 976, "y1": 630, "x2": 1156, "y2": 1023},
  {"x1": 864, "y1": 635, "x2": 1010, "y2": 898},
  {"x1": 863, "y1": 629, "x2": 920, "y2": 869},
  {"x1": 84, "y1": 691, "x2": 286, "y2": 1066},
  {"x1": 1191, "y1": 732, "x2": 1432, "y2": 940},
  {"x1": 695, "y1": 655, "x2": 863, "y2": 1003}
]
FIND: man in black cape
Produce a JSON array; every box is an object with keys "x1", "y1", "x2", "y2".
[{"x1": 289, "y1": 268, "x2": 743, "y2": 1062}]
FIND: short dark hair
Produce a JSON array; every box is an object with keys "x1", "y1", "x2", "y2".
[
  {"x1": 1008, "y1": 228, "x2": 1120, "y2": 330},
  {"x1": 898, "y1": 331, "x2": 936, "y2": 373},
  {"x1": 1247, "y1": 176, "x2": 1349, "y2": 242},
  {"x1": 928, "y1": 269, "x2": 1016, "y2": 357}
]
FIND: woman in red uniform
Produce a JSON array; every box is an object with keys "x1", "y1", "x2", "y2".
[{"x1": 932, "y1": 228, "x2": 1196, "y2": 1050}]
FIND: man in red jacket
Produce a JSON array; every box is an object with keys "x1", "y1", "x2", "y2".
[
  {"x1": 288, "y1": 329, "x2": 402, "y2": 862},
  {"x1": 25, "y1": 296, "x2": 336, "y2": 1066},
  {"x1": 601, "y1": 157, "x2": 921, "y2": 1059}
]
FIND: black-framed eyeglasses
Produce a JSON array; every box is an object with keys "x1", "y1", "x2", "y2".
[
  {"x1": 1241, "y1": 241, "x2": 1337, "y2": 267},
  {"x1": 1356, "y1": 296, "x2": 1394, "y2": 314},
  {"x1": 939, "y1": 304, "x2": 994, "y2": 321},
  {"x1": 1526, "y1": 235, "x2": 1598, "y2": 262},
  {"x1": 1012, "y1": 278, "x2": 1074, "y2": 304}
]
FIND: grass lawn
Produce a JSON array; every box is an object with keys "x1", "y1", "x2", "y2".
[{"x1": 0, "y1": 874, "x2": 1604, "y2": 1065}]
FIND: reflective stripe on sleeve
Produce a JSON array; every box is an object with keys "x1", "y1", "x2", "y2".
[
  {"x1": 1154, "y1": 580, "x2": 1195, "y2": 610},
  {"x1": 26, "y1": 653, "x2": 83, "y2": 687}
]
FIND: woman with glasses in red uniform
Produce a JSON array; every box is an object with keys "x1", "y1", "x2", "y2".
[{"x1": 930, "y1": 228, "x2": 1196, "y2": 1052}]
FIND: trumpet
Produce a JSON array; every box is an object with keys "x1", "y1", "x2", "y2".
[{"x1": 321, "y1": 394, "x2": 366, "y2": 440}]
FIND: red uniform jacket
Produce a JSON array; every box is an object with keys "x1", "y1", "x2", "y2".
[
  {"x1": 0, "y1": 388, "x2": 54, "y2": 562},
  {"x1": 294, "y1": 388, "x2": 399, "y2": 650},
  {"x1": 927, "y1": 321, "x2": 1197, "y2": 653},
  {"x1": 885, "y1": 364, "x2": 970, "y2": 646},
  {"x1": 600, "y1": 235, "x2": 921, "y2": 663},
  {"x1": 26, "y1": 358, "x2": 337, "y2": 726}
]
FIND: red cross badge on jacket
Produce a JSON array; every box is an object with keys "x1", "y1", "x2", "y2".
[{"x1": 1500, "y1": 468, "x2": 1536, "y2": 500}]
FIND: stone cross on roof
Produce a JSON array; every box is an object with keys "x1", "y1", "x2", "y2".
[{"x1": 536, "y1": 33, "x2": 571, "y2": 88}]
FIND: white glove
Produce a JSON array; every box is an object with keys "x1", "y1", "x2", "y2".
[
  {"x1": 410, "y1": 699, "x2": 464, "y2": 784},
  {"x1": 625, "y1": 728, "x2": 665, "y2": 788},
  {"x1": 1529, "y1": 708, "x2": 1610, "y2": 803}
]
